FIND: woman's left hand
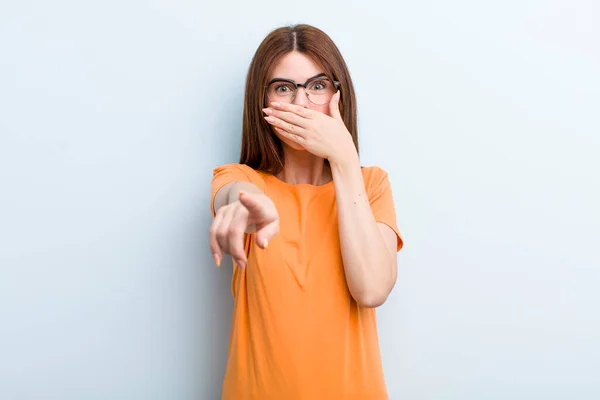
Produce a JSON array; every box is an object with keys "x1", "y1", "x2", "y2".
[{"x1": 263, "y1": 91, "x2": 358, "y2": 165}]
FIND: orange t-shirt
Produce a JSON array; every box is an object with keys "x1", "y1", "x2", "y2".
[{"x1": 211, "y1": 163, "x2": 403, "y2": 400}]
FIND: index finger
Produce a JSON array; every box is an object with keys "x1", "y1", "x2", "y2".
[{"x1": 270, "y1": 101, "x2": 317, "y2": 119}]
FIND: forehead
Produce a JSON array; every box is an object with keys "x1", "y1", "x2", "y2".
[{"x1": 270, "y1": 52, "x2": 324, "y2": 82}]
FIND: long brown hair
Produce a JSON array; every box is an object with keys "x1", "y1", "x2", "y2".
[{"x1": 239, "y1": 24, "x2": 358, "y2": 174}]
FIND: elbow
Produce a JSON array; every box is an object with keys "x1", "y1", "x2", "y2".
[
  {"x1": 347, "y1": 257, "x2": 397, "y2": 308},
  {"x1": 352, "y1": 289, "x2": 390, "y2": 308}
]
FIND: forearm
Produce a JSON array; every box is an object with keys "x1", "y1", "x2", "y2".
[
  {"x1": 214, "y1": 181, "x2": 263, "y2": 212},
  {"x1": 330, "y1": 156, "x2": 395, "y2": 307}
]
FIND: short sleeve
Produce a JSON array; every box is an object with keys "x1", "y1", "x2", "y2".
[
  {"x1": 364, "y1": 167, "x2": 404, "y2": 252},
  {"x1": 210, "y1": 163, "x2": 265, "y2": 216}
]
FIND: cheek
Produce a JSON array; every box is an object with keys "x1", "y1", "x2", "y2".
[{"x1": 310, "y1": 104, "x2": 329, "y2": 116}]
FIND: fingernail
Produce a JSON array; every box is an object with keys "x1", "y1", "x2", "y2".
[
  {"x1": 237, "y1": 259, "x2": 246, "y2": 269},
  {"x1": 239, "y1": 190, "x2": 246, "y2": 196},
  {"x1": 264, "y1": 116, "x2": 275, "y2": 122},
  {"x1": 262, "y1": 108, "x2": 272, "y2": 115},
  {"x1": 214, "y1": 253, "x2": 221, "y2": 267},
  {"x1": 263, "y1": 239, "x2": 268, "y2": 248}
]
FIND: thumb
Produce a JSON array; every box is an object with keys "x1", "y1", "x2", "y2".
[
  {"x1": 329, "y1": 90, "x2": 342, "y2": 121},
  {"x1": 255, "y1": 219, "x2": 279, "y2": 249}
]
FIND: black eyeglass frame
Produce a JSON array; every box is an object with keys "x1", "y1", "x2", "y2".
[{"x1": 265, "y1": 74, "x2": 341, "y2": 105}]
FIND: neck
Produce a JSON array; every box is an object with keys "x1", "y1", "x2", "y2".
[{"x1": 277, "y1": 147, "x2": 332, "y2": 186}]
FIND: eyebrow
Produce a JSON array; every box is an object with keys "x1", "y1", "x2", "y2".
[{"x1": 270, "y1": 73, "x2": 327, "y2": 83}]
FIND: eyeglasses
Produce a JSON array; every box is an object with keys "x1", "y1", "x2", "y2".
[{"x1": 266, "y1": 74, "x2": 340, "y2": 106}]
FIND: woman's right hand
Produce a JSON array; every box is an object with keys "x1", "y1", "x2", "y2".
[{"x1": 210, "y1": 191, "x2": 279, "y2": 269}]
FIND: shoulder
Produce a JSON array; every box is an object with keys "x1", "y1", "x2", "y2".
[
  {"x1": 361, "y1": 165, "x2": 389, "y2": 180},
  {"x1": 213, "y1": 163, "x2": 257, "y2": 176},
  {"x1": 360, "y1": 165, "x2": 395, "y2": 202},
  {"x1": 212, "y1": 163, "x2": 266, "y2": 188},
  {"x1": 361, "y1": 165, "x2": 390, "y2": 187},
  {"x1": 212, "y1": 163, "x2": 263, "y2": 179}
]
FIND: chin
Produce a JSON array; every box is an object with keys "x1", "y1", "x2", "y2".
[
  {"x1": 275, "y1": 131, "x2": 306, "y2": 151},
  {"x1": 284, "y1": 141, "x2": 306, "y2": 151}
]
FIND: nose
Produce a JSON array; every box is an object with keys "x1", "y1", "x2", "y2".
[{"x1": 292, "y1": 87, "x2": 310, "y2": 107}]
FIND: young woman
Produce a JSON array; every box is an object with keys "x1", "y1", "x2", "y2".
[{"x1": 209, "y1": 24, "x2": 403, "y2": 399}]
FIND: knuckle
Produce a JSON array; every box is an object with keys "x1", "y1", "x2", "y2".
[
  {"x1": 229, "y1": 226, "x2": 245, "y2": 237},
  {"x1": 216, "y1": 205, "x2": 227, "y2": 216},
  {"x1": 237, "y1": 208, "x2": 250, "y2": 219},
  {"x1": 217, "y1": 241, "x2": 229, "y2": 254},
  {"x1": 216, "y1": 227, "x2": 228, "y2": 239},
  {"x1": 232, "y1": 249, "x2": 245, "y2": 260}
]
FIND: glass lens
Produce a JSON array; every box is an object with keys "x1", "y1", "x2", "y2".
[
  {"x1": 267, "y1": 81, "x2": 296, "y2": 103},
  {"x1": 306, "y1": 78, "x2": 335, "y2": 105}
]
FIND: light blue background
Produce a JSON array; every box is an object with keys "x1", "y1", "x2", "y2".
[{"x1": 1, "y1": 0, "x2": 599, "y2": 399}]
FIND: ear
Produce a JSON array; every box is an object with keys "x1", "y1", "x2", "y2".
[{"x1": 329, "y1": 91, "x2": 343, "y2": 121}]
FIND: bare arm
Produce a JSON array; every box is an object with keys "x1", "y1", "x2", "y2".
[
  {"x1": 258, "y1": 97, "x2": 399, "y2": 306},
  {"x1": 213, "y1": 181, "x2": 263, "y2": 213},
  {"x1": 331, "y1": 156, "x2": 398, "y2": 308}
]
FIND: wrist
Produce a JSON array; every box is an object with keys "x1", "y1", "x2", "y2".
[{"x1": 329, "y1": 150, "x2": 360, "y2": 172}]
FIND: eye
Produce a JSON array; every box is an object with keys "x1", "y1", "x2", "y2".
[
  {"x1": 274, "y1": 83, "x2": 295, "y2": 94},
  {"x1": 308, "y1": 80, "x2": 329, "y2": 91}
]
